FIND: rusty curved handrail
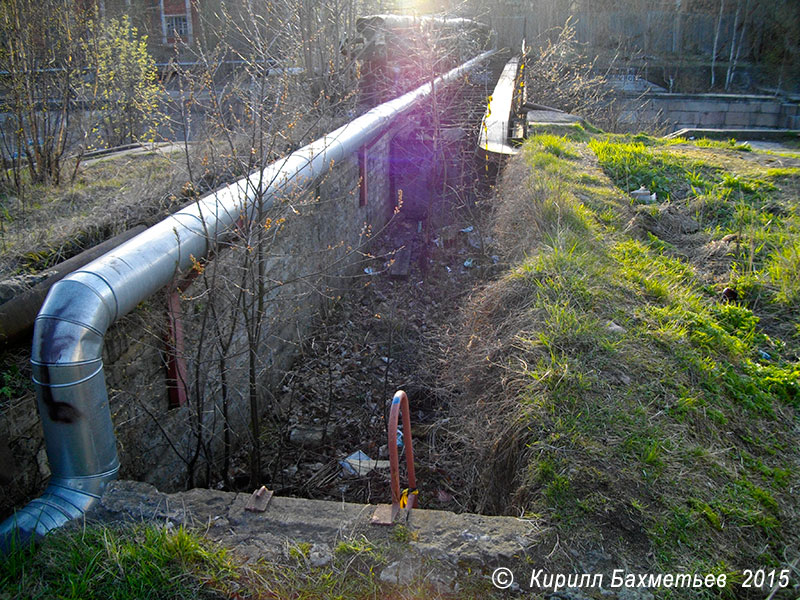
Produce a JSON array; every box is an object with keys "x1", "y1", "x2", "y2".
[{"x1": 388, "y1": 390, "x2": 417, "y2": 514}]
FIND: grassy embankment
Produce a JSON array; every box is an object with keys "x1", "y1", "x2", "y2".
[
  {"x1": 0, "y1": 149, "x2": 193, "y2": 278},
  {"x1": 450, "y1": 130, "x2": 800, "y2": 595}
]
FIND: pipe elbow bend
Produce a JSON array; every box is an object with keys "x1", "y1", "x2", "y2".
[
  {"x1": 0, "y1": 469, "x2": 118, "y2": 553},
  {"x1": 32, "y1": 274, "x2": 117, "y2": 366},
  {"x1": 1, "y1": 272, "x2": 121, "y2": 555}
]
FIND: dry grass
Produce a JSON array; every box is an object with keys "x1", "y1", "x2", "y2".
[
  {"x1": 0, "y1": 148, "x2": 192, "y2": 278},
  {"x1": 0, "y1": 99, "x2": 342, "y2": 281},
  {"x1": 0, "y1": 126, "x2": 308, "y2": 280}
]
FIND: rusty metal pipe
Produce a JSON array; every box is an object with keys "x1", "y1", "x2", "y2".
[{"x1": 0, "y1": 225, "x2": 147, "y2": 346}]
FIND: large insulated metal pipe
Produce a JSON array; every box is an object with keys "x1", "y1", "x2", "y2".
[{"x1": 0, "y1": 49, "x2": 495, "y2": 551}]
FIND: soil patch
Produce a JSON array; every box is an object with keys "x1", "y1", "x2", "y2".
[{"x1": 225, "y1": 208, "x2": 499, "y2": 513}]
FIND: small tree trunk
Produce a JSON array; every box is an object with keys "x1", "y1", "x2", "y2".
[
  {"x1": 727, "y1": 0, "x2": 750, "y2": 90},
  {"x1": 673, "y1": 0, "x2": 682, "y2": 54},
  {"x1": 725, "y1": 0, "x2": 742, "y2": 90},
  {"x1": 711, "y1": 0, "x2": 725, "y2": 88}
]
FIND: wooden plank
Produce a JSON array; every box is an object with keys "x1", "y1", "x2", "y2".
[
  {"x1": 245, "y1": 486, "x2": 273, "y2": 512},
  {"x1": 389, "y1": 247, "x2": 411, "y2": 279}
]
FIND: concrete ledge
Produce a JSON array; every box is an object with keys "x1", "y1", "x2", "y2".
[
  {"x1": 85, "y1": 480, "x2": 543, "y2": 567},
  {"x1": 666, "y1": 128, "x2": 800, "y2": 141},
  {"x1": 71, "y1": 484, "x2": 668, "y2": 597},
  {"x1": 478, "y1": 57, "x2": 520, "y2": 156},
  {"x1": 636, "y1": 92, "x2": 790, "y2": 102}
]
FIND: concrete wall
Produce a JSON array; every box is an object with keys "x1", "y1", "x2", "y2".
[
  {"x1": 1, "y1": 124, "x2": 399, "y2": 517},
  {"x1": 616, "y1": 93, "x2": 800, "y2": 132}
]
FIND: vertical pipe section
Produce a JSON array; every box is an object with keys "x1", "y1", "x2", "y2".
[{"x1": 0, "y1": 49, "x2": 495, "y2": 551}]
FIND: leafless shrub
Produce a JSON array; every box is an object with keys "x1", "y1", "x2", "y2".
[
  {"x1": 523, "y1": 18, "x2": 615, "y2": 129},
  {"x1": 147, "y1": 0, "x2": 398, "y2": 490}
]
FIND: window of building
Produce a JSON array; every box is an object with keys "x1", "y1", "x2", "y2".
[{"x1": 166, "y1": 15, "x2": 188, "y2": 39}]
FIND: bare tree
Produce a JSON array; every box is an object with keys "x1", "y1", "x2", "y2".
[
  {"x1": 0, "y1": 0, "x2": 82, "y2": 192},
  {"x1": 725, "y1": 0, "x2": 749, "y2": 90},
  {"x1": 146, "y1": 0, "x2": 392, "y2": 489}
]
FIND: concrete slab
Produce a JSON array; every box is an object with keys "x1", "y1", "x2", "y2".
[
  {"x1": 781, "y1": 104, "x2": 799, "y2": 115},
  {"x1": 86, "y1": 480, "x2": 544, "y2": 567},
  {"x1": 676, "y1": 110, "x2": 723, "y2": 127},
  {"x1": 753, "y1": 113, "x2": 779, "y2": 128},
  {"x1": 744, "y1": 140, "x2": 796, "y2": 152},
  {"x1": 665, "y1": 127, "x2": 800, "y2": 142},
  {"x1": 526, "y1": 109, "x2": 582, "y2": 125},
  {"x1": 724, "y1": 112, "x2": 754, "y2": 127},
  {"x1": 408, "y1": 507, "x2": 541, "y2": 564},
  {"x1": 753, "y1": 102, "x2": 781, "y2": 114},
  {"x1": 526, "y1": 110, "x2": 585, "y2": 138}
]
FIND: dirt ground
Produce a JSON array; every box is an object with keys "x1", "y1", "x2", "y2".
[{"x1": 224, "y1": 189, "x2": 502, "y2": 512}]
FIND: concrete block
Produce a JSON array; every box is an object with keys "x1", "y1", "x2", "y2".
[
  {"x1": 783, "y1": 115, "x2": 800, "y2": 130},
  {"x1": 693, "y1": 102, "x2": 729, "y2": 114},
  {"x1": 698, "y1": 111, "x2": 725, "y2": 127},
  {"x1": 665, "y1": 111, "x2": 703, "y2": 129},
  {"x1": 724, "y1": 112, "x2": 752, "y2": 127},
  {"x1": 755, "y1": 102, "x2": 781, "y2": 114},
  {"x1": 780, "y1": 103, "x2": 799, "y2": 117},
  {"x1": 753, "y1": 113, "x2": 778, "y2": 128},
  {"x1": 664, "y1": 109, "x2": 688, "y2": 120},
  {"x1": 683, "y1": 100, "x2": 718, "y2": 112},
  {"x1": 654, "y1": 99, "x2": 689, "y2": 112}
]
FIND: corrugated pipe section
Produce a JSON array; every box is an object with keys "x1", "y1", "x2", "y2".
[{"x1": 0, "y1": 49, "x2": 495, "y2": 552}]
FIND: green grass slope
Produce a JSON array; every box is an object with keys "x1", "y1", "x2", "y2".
[{"x1": 448, "y1": 132, "x2": 800, "y2": 597}]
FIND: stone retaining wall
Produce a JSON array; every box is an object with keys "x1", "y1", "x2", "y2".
[{"x1": 617, "y1": 93, "x2": 800, "y2": 132}]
